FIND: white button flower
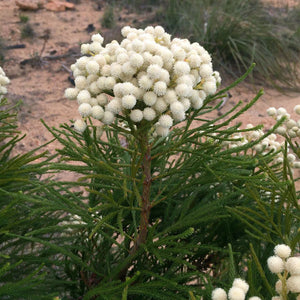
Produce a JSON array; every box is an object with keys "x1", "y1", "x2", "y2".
[{"x1": 65, "y1": 26, "x2": 220, "y2": 136}]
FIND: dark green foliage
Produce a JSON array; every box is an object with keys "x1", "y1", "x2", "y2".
[
  {"x1": 0, "y1": 98, "x2": 54, "y2": 298},
  {"x1": 119, "y1": 0, "x2": 300, "y2": 88},
  {"x1": 19, "y1": 15, "x2": 29, "y2": 23},
  {"x1": 0, "y1": 36, "x2": 5, "y2": 63},
  {"x1": 162, "y1": 0, "x2": 300, "y2": 87},
  {"x1": 21, "y1": 23, "x2": 35, "y2": 39},
  {"x1": 0, "y1": 69, "x2": 299, "y2": 298},
  {"x1": 101, "y1": 4, "x2": 115, "y2": 29}
]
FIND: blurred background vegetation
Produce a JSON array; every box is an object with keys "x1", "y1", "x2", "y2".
[{"x1": 101, "y1": 0, "x2": 300, "y2": 89}]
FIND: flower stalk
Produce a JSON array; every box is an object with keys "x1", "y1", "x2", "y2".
[{"x1": 131, "y1": 130, "x2": 152, "y2": 253}]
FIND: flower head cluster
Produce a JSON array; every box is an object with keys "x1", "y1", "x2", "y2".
[
  {"x1": 65, "y1": 26, "x2": 221, "y2": 135},
  {"x1": 212, "y1": 278, "x2": 261, "y2": 300},
  {"x1": 267, "y1": 105, "x2": 300, "y2": 139},
  {"x1": 267, "y1": 244, "x2": 300, "y2": 297},
  {"x1": 221, "y1": 122, "x2": 300, "y2": 169},
  {"x1": 0, "y1": 66, "x2": 10, "y2": 100},
  {"x1": 212, "y1": 244, "x2": 300, "y2": 299},
  {"x1": 267, "y1": 105, "x2": 300, "y2": 168}
]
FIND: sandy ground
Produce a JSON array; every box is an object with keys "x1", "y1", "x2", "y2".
[{"x1": 0, "y1": 0, "x2": 300, "y2": 184}]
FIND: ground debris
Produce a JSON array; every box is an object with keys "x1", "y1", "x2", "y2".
[
  {"x1": 15, "y1": 0, "x2": 75, "y2": 12},
  {"x1": 15, "y1": 0, "x2": 45, "y2": 11},
  {"x1": 44, "y1": 1, "x2": 75, "y2": 11}
]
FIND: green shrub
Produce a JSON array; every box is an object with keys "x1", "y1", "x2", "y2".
[
  {"x1": 101, "y1": 4, "x2": 115, "y2": 29},
  {"x1": 161, "y1": 0, "x2": 300, "y2": 88},
  {"x1": 0, "y1": 98, "x2": 54, "y2": 298},
  {"x1": 21, "y1": 23, "x2": 35, "y2": 39},
  {"x1": 1, "y1": 24, "x2": 299, "y2": 299}
]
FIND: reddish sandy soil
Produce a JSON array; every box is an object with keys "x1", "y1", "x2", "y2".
[{"x1": 0, "y1": 0, "x2": 300, "y2": 184}]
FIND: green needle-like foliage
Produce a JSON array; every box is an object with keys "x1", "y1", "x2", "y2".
[
  {"x1": 0, "y1": 98, "x2": 55, "y2": 298},
  {"x1": 1, "y1": 67, "x2": 299, "y2": 299}
]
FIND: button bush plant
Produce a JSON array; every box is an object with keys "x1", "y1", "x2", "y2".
[
  {"x1": 0, "y1": 26, "x2": 299, "y2": 299},
  {"x1": 0, "y1": 67, "x2": 56, "y2": 299}
]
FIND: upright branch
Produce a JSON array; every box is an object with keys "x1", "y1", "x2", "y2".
[{"x1": 131, "y1": 130, "x2": 152, "y2": 254}]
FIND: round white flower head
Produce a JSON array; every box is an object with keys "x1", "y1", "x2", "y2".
[
  {"x1": 267, "y1": 256, "x2": 285, "y2": 273},
  {"x1": 77, "y1": 90, "x2": 91, "y2": 104},
  {"x1": 203, "y1": 81, "x2": 217, "y2": 95},
  {"x1": 122, "y1": 95, "x2": 137, "y2": 109},
  {"x1": 286, "y1": 119, "x2": 297, "y2": 129},
  {"x1": 287, "y1": 153, "x2": 296, "y2": 162},
  {"x1": 173, "y1": 61, "x2": 190, "y2": 76},
  {"x1": 287, "y1": 129, "x2": 297, "y2": 138},
  {"x1": 75, "y1": 76, "x2": 87, "y2": 89},
  {"x1": 143, "y1": 91, "x2": 157, "y2": 106},
  {"x1": 248, "y1": 297, "x2": 261, "y2": 300},
  {"x1": 91, "y1": 105, "x2": 104, "y2": 120},
  {"x1": 106, "y1": 99, "x2": 122, "y2": 114},
  {"x1": 130, "y1": 109, "x2": 143, "y2": 122},
  {"x1": 170, "y1": 101, "x2": 185, "y2": 115},
  {"x1": 164, "y1": 89, "x2": 177, "y2": 104},
  {"x1": 191, "y1": 98, "x2": 204, "y2": 110},
  {"x1": 74, "y1": 119, "x2": 87, "y2": 133},
  {"x1": 97, "y1": 93, "x2": 108, "y2": 105},
  {"x1": 86, "y1": 60, "x2": 100, "y2": 75},
  {"x1": 0, "y1": 67, "x2": 10, "y2": 100},
  {"x1": 188, "y1": 54, "x2": 202, "y2": 68},
  {"x1": 64, "y1": 87, "x2": 79, "y2": 100},
  {"x1": 293, "y1": 161, "x2": 300, "y2": 168},
  {"x1": 0, "y1": 86, "x2": 7, "y2": 95},
  {"x1": 131, "y1": 39, "x2": 145, "y2": 52},
  {"x1": 76, "y1": 56, "x2": 89, "y2": 70},
  {"x1": 147, "y1": 64, "x2": 162, "y2": 80},
  {"x1": 102, "y1": 111, "x2": 115, "y2": 124},
  {"x1": 274, "y1": 244, "x2": 291, "y2": 258},
  {"x1": 286, "y1": 275, "x2": 300, "y2": 293},
  {"x1": 200, "y1": 64, "x2": 213, "y2": 78},
  {"x1": 275, "y1": 126, "x2": 286, "y2": 135},
  {"x1": 175, "y1": 84, "x2": 191, "y2": 98},
  {"x1": 211, "y1": 288, "x2": 227, "y2": 300},
  {"x1": 277, "y1": 107, "x2": 287, "y2": 115},
  {"x1": 294, "y1": 104, "x2": 300, "y2": 115},
  {"x1": 153, "y1": 81, "x2": 167, "y2": 96},
  {"x1": 286, "y1": 257, "x2": 300, "y2": 275},
  {"x1": 91, "y1": 33, "x2": 104, "y2": 44},
  {"x1": 154, "y1": 98, "x2": 168, "y2": 113},
  {"x1": 228, "y1": 287, "x2": 245, "y2": 300},
  {"x1": 267, "y1": 107, "x2": 277, "y2": 116},
  {"x1": 232, "y1": 278, "x2": 249, "y2": 294},
  {"x1": 138, "y1": 75, "x2": 153, "y2": 90},
  {"x1": 78, "y1": 103, "x2": 92, "y2": 117},
  {"x1": 130, "y1": 53, "x2": 144, "y2": 68},
  {"x1": 159, "y1": 114, "x2": 173, "y2": 128},
  {"x1": 143, "y1": 107, "x2": 156, "y2": 121}
]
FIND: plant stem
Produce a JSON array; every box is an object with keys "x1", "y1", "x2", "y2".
[
  {"x1": 131, "y1": 131, "x2": 152, "y2": 253},
  {"x1": 118, "y1": 130, "x2": 152, "y2": 281}
]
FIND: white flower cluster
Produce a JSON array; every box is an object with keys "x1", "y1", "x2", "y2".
[
  {"x1": 267, "y1": 105, "x2": 300, "y2": 139},
  {"x1": 65, "y1": 26, "x2": 221, "y2": 136},
  {"x1": 0, "y1": 66, "x2": 10, "y2": 100},
  {"x1": 267, "y1": 105, "x2": 300, "y2": 168},
  {"x1": 267, "y1": 244, "x2": 300, "y2": 297},
  {"x1": 212, "y1": 245, "x2": 300, "y2": 299},
  {"x1": 221, "y1": 123, "x2": 300, "y2": 169},
  {"x1": 212, "y1": 278, "x2": 261, "y2": 300}
]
